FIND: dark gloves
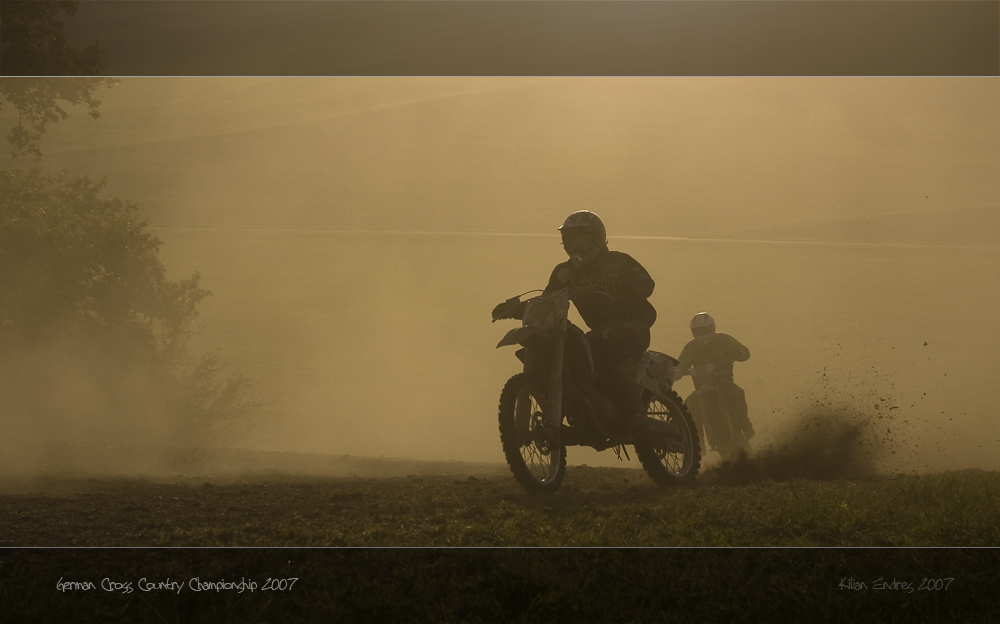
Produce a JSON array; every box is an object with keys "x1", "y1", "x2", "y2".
[{"x1": 491, "y1": 297, "x2": 520, "y2": 322}]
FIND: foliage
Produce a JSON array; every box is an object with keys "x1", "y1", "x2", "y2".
[
  {"x1": 0, "y1": 168, "x2": 258, "y2": 445},
  {"x1": 0, "y1": 0, "x2": 116, "y2": 157},
  {"x1": 172, "y1": 353, "x2": 260, "y2": 445},
  {"x1": 0, "y1": 168, "x2": 203, "y2": 350},
  {"x1": 0, "y1": 4, "x2": 253, "y2": 445}
]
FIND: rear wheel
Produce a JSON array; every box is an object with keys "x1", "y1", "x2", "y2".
[
  {"x1": 635, "y1": 389, "x2": 701, "y2": 486},
  {"x1": 498, "y1": 373, "x2": 566, "y2": 494}
]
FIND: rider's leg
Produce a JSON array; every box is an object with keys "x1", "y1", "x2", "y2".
[
  {"x1": 601, "y1": 326, "x2": 651, "y2": 434},
  {"x1": 685, "y1": 390, "x2": 707, "y2": 452},
  {"x1": 610, "y1": 357, "x2": 647, "y2": 431},
  {"x1": 722, "y1": 382, "x2": 754, "y2": 440}
]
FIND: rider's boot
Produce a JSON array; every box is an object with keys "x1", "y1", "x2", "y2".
[
  {"x1": 731, "y1": 384, "x2": 755, "y2": 440},
  {"x1": 720, "y1": 381, "x2": 755, "y2": 441}
]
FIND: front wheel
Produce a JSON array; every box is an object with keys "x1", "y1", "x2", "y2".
[
  {"x1": 635, "y1": 389, "x2": 701, "y2": 486},
  {"x1": 498, "y1": 373, "x2": 566, "y2": 495}
]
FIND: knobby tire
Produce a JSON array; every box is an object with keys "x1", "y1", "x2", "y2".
[
  {"x1": 497, "y1": 373, "x2": 567, "y2": 495},
  {"x1": 635, "y1": 388, "x2": 701, "y2": 486}
]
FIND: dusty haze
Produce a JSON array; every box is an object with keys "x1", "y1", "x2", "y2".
[{"x1": 1, "y1": 78, "x2": 997, "y2": 475}]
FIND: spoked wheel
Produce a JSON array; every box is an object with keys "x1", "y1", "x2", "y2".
[
  {"x1": 498, "y1": 373, "x2": 566, "y2": 495},
  {"x1": 635, "y1": 389, "x2": 701, "y2": 486}
]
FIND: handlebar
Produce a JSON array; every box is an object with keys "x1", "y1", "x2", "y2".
[{"x1": 491, "y1": 286, "x2": 611, "y2": 323}]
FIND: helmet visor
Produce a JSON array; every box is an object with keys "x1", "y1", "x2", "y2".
[
  {"x1": 691, "y1": 325, "x2": 715, "y2": 336},
  {"x1": 561, "y1": 229, "x2": 596, "y2": 254}
]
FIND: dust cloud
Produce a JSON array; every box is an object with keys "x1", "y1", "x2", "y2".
[
  {"x1": 700, "y1": 388, "x2": 904, "y2": 486},
  {"x1": 701, "y1": 410, "x2": 875, "y2": 485},
  {"x1": 2, "y1": 78, "x2": 998, "y2": 479},
  {"x1": 0, "y1": 337, "x2": 178, "y2": 476},
  {"x1": 700, "y1": 341, "x2": 998, "y2": 484}
]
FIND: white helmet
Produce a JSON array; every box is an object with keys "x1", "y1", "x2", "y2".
[{"x1": 690, "y1": 312, "x2": 715, "y2": 344}]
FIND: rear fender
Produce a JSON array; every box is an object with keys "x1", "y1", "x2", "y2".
[{"x1": 497, "y1": 326, "x2": 551, "y2": 349}]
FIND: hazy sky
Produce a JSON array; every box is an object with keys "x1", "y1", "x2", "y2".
[
  {"x1": 13, "y1": 77, "x2": 999, "y2": 239},
  {"x1": 2, "y1": 77, "x2": 997, "y2": 472}
]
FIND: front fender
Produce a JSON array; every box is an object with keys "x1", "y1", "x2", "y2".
[{"x1": 496, "y1": 326, "x2": 550, "y2": 349}]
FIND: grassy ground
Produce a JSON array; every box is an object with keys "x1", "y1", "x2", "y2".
[
  {"x1": 2, "y1": 467, "x2": 999, "y2": 622},
  {"x1": 2, "y1": 467, "x2": 999, "y2": 548}
]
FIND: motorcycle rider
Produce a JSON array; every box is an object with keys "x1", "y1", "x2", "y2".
[
  {"x1": 674, "y1": 313, "x2": 755, "y2": 441},
  {"x1": 493, "y1": 210, "x2": 657, "y2": 434}
]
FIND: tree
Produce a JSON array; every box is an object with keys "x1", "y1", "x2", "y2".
[
  {"x1": 0, "y1": 4, "x2": 256, "y2": 451},
  {"x1": 0, "y1": 0, "x2": 116, "y2": 157},
  {"x1": 0, "y1": 169, "x2": 204, "y2": 350},
  {"x1": 0, "y1": 169, "x2": 258, "y2": 446}
]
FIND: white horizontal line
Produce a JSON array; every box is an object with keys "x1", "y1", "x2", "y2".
[{"x1": 146, "y1": 226, "x2": 1000, "y2": 252}]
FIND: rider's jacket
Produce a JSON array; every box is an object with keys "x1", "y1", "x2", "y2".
[
  {"x1": 544, "y1": 248, "x2": 657, "y2": 332},
  {"x1": 675, "y1": 333, "x2": 750, "y2": 386}
]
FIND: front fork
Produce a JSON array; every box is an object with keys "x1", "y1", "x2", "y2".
[
  {"x1": 519, "y1": 325, "x2": 566, "y2": 449},
  {"x1": 545, "y1": 324, "x2": 566, "y2": 440}
]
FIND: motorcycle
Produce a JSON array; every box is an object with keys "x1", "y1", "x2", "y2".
[
  {"x1": 683, "y1": 363, "x2": 751, "y2": 463},
  {"x1": 492, "y1": 288, "x2": 701, "y2": 494}
]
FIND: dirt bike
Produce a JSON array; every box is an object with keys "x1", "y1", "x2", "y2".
[
  {"x1": 492, "y1": 288, "x2": 701, "y2": 494},
  {"x1": 684, "y1": 363, "x2": 751, "y2": 463}
]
